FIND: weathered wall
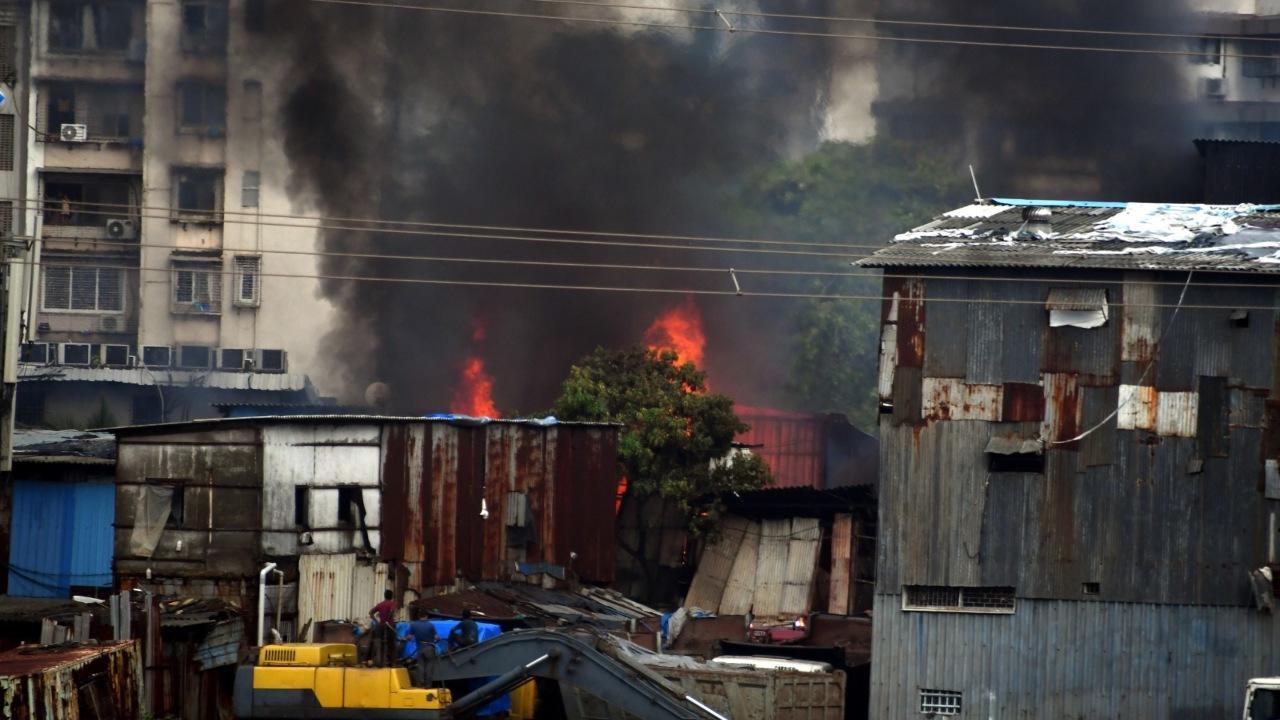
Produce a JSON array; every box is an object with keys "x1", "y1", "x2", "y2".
[
  {"x1": 114, "y1": 428, "x2": 263, "y2": 579},
  {"x1": 870, "y1": 593, "x2": 1280, "y2": 720},
  {"x1": 381, "y1": 421, "x2": 618, "y2": 589},
  {"x1": 876, "y1": 271, "x2": 1277, "y2": 606}
]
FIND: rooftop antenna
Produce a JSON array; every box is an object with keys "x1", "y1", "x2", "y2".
[{"x1": 968, "y1": 164, "x2": 983, "y2": 202}]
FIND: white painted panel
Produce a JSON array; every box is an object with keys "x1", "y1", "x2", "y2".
[
  {"x1": 922, "y1": 377, "x2": 1003, "y2": 421},
  {"x1": 297, "y1": 553, "x2": 390, "y2": 639},
  {"x1": 878, "y1": 324, "x2": 898, "y2": 401},
  {"x1": 1117, "y1": 384, "x2": 1158, "y2": 431},
  {"x1": 1156, "y1": 392, "x2": 1199, "y2": 438}
]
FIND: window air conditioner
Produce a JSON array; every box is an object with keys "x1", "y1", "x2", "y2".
[
  {"x1": 101, "y1": 344, "x2": 131, "y2": 367},
  {"x1": 141, "y1": 345, "x2": 173, "y2": 368},
  {"x1": 105, "y1": 218, "x2": 137, "y2": 240},
  {"x1": 1202, "y1": 77, "x2": 1227, "y2": 99},
  {"x1": 59, "y1": 124, "x2": 88, "y2": 142},
  {"x1": 217, "y1": 348, "x2": 248, "y2": 371},
  {"x1": 20, "y1": 342, "x2": 51, "y2": 364},
  {"x1": 177, "y1": 344, "x2": 214, "y2": 370},
  {"x1": 254, "y1": 348, "x2": 287, "y2": 373},
  {"x1": 59, "y1": 343, "x2": 92, "y2": 366}
]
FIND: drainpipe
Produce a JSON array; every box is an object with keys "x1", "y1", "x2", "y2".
[{"x1": 258, "y1": 562, "x2": 277, "y2": 646}]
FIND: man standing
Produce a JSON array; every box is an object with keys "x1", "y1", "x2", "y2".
[
  {"x1": 368, "y1": 590, "x2": 398, "y2": 666},
  {"x1": 448, "y1": 609, "x2": 479, "y2": 651}
]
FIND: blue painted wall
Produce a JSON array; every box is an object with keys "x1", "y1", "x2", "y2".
[{"x1": 7, "y1": 478, "x2": 114, "y2": 597}]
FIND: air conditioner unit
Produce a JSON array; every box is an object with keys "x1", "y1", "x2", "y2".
[
  {"x1": 127, "y1": 354, "x2": 137, "y2": 368},
  {"x1": 1203, "y1": 77, "x2": 1227, "y2": 99},
  {"x1": 59, "y1": 123, "x2": 88, "y2": 142},
  {"x1": 100, "y1": 344, "x2": 130, "y2": 367},
  {"x1": 59, "y1": 342, "x2": 92, "y2": 366},
  {"x1": 105, "y1": 218, "x2": 137, "y2": 240},
  {"x1": 20, "y1": 342, "x2": 52, "y2": 364},
  {"x1": 99, "y1": 316, "x2": 120, "y2": 333},
  {"x1": 254, "y1": 348, "x2": 287, "y2": 373},
  {"x1": 177, "y1": 344, "x2": 213, "y2": 370},
  {"x1": 141, "y1": 345, "x2": 172, "y2": 368},
  {"x1": 217, "y1": 347, "x2": 247, "y2": 371}
]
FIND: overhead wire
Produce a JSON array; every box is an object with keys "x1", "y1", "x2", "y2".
[{"x1": 304, "y1": 0, "x2": 1280, "y2": 61}]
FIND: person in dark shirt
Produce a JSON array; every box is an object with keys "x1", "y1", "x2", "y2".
[
  {"x1": 407, "y1": 607, "x2": 438, "y2": 659},
  {"x1": 448, "y1": 609, "x2": 479, "y2": 650},
  {"x1": 367, "y1": 590, "x2": 398, "y2": 666}
]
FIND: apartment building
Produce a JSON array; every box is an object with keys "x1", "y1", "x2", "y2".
[
  {"x1": 1197, "y1": 2, "x2": 1280, "y2": 140},
  {"x1": 18, "y1": 0, "x2": 331, "y2": 427}
]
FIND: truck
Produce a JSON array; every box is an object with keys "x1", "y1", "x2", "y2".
[{"x1": 1246, "y1": 677, "x2": 1280, "y2": 720}]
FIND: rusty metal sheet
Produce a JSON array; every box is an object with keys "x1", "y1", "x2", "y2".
[
  {"x1": 884, "y1": 277, "x2": 925, "y2": 368},
  {"x1": 0, "y1": 641, "x2": 140, "y2": 720},
  {"x1": 1228, "y1": 387, "x2": 1266, "y2": 429},
  {"x1": 719, "y1": 521, "x2": 760, "y2": 616},
  {"x1": 1041, "y1": 373, "x2": 1082, "y2": 445},
  {"x1": 1001, "y1": 382, "x2": 1045, "y2": 422},
  {"x1": 923, "y1": 282, "x2": 969, "y2": 378},
  {"x1": 297, "y1": 553, "x2": 390, "y2": 633},
  {"x1": 828, "y1": 514, "x2": 854, "y2": 615},
  {"x1": 1078, "y1": 385, "x2": 1119, "y2": 468},
  {"x1": 891, "y1": 366, "x2": 923, "y2": 426},
  {"x1": 1121, "y1": 275, "x2": 1159, "y2": 362},
  {"x1": 1197, "y1": 376, "x2": 1230, "y2": 457},
  {"x1": 1116, "y1": 384, "x2": 1157, "y2": 431},
  {"x1": 922, "y1": 378, "x2": 1003, "y2": 422},
  {"x1": 734, "y1": 408, "x2": 824, "y2": 490},
  {"x1": 1156, "y1": 391, "x2": 1199, "y2": 438},
  {"x1": 780, "y1": 518, "x2": 822, "y2": 617},
  {"x1": 753, "y1": 519, "x2": 791, "y2": 618}
]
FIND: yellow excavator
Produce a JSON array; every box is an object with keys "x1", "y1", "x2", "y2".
[{"x1": 233, "y1": 628, "x2": 726, "y2": 719}]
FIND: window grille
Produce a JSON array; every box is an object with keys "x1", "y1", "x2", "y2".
[
  {"x1": 904, "y1": 585, "x2": 1015, "y2": 613},
  {"x1": 172, "y1": 262, "x2": 222, "y2": 315},
  {"x1": 233, "y1": 255, "x2": 261, "y2": 306},
  {"x1": 920, "y1": 690, "x2": 961, "y2": 716},
  {"x1": 0, "y1": 24, "x2": 14, "y2": 81},
  {"x1": 0, "y1": 200, "x2": 14, "y2": 238},
  {"x1": 0, "y1": 115, "x2": 14, "y2": 171},
  {"x1": 41, "y1": 265, "x2": 124, "y2": 313}
]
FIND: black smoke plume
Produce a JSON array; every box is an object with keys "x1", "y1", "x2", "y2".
[
  {"x1": 874, "y1": 1, "x2": 1207, "y2": 201},
  {"x1": 270, "y1": 1, "x2": 836, "y2": 412}
]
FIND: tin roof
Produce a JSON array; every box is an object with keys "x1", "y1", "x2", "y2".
[
  {"x1": 12, "y1": 429, "x2": 116, "y2": 463},
  {"x1": 0, "y1": 641, "x2": 134, "y2": 678},
  {"x1": 861, "y1": 199, "x2": 1280, "y2": 273},
  {"x1": 110, "y1": 414, "x2": 620, "y2": 436},
  {"x1": 18, "y1": 364, "x2": 313, "y2": 391}
]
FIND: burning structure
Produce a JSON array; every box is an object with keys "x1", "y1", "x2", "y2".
[{"x1": 862, "y1": 200, "x2": 1280, "y2": 718}]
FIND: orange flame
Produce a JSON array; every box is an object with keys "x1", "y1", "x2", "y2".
[
  {"x1": 645, "y1": 296, "x2": 706, "y2": 368},
  {"x1": 451, "y1": 356, "x2": 500, "y2": 417}
]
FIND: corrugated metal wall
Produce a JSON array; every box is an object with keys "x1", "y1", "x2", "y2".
[
  {"x1": 296, "y1": 553, "x2": 389, "y2": 636},
  {"x1": 870, "y1": 594, "x2": 1280, "y2": 720},
  {"x1": 7, "y1": 477, "x2": 114, "y2": 597}
]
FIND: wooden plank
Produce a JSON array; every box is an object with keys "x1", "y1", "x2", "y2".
[
  {"x1": 827, "y1": 514, "x2": 853, "y2": 615},
  {"x1": 683, "y1": 516, "x2": 749, "y2": 611},
  {"x1": 781, "y1": 518, "x2": 822, "y2": 617},
  {"x1": 718, "y1": 521, "x2": 761, "y2": 615}
]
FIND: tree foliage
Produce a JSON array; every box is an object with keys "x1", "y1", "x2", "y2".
[
  {"x1": 731, "y1": 139, "x2": 969, "y2": 430},
  {"x1": 552, "y1": 346, "x2": 771, "y2": 536}
]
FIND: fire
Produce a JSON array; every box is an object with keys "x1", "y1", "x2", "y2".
[
  {"x1": 645, "y1": 296, "x2": 706, "y2": 368},
  {"x1": 450, "y1": 356, "x2": 499, "y2": 418}
]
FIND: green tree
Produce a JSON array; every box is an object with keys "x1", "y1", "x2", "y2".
[
  {"x1": 732, "y1": 139, "x2": 968, "y2": 430},
  {"x1": 552, "y1": 347, "x2": 771, "y2": 588}
]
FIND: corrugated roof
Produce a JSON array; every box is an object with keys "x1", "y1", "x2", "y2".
[
  {"x1": 12, "y1": 429, "x2": 116, "y2": 461},
  {"x1": 110, "y1": 414, "x2": 620, "y2": 435},
  {"x1": 18, "y1": 364, "x2": 312, "y2": 391},
  {"x1": 1045, "y1": 288, "x2": 1108, "y2": 311},
  {"x1": 861, "y1": 200, "x2": 1280, "y2": 273},
  {"x1": 0, "y1": 641, "x2": 134, "y2": 678}
]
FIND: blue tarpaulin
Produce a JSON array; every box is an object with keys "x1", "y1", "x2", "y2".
[{"x1": 396, "y1": 620, "x2": 508, "y2": 716}]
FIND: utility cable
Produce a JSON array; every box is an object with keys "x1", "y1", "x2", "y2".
[{"x1": 304, "y1": 0, "x2": 1280, "y2": 62}]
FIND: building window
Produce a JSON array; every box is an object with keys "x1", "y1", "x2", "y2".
[
  {"x1": 166, "y1": 484, "x2": 186, "y2": 528},
  {"x1": 42, "y1": 82, "x2": 145, "y2": 143},
  {"x1": 172, "y1": 262, "x2": 221, "y2": 314},
  {"x1": 48, "y1": 2, "x2": 136, "y2": 54},
  {"x1": 337, "y1": 486, "x2": 361, "y2": 526},
  {"x1": 241, "y1": 170, "x2": 260, "y2": 208},
  {"x1": 1046, "y1": 288, "x2": 1108, "y2": 329},
  {"x1": 44, "y1": 173, "x2": 139, "y2": 228},
  {"x1": 180, "y1": 0, "x2": 227, "y2": 55},
  {"x1": 177, "y1": 82, "x2": 226, "y2": 135},
  {"x1": 1191, "y1": 37, "x2": 1223, "y2": 65},
  {"x1": 919, "y1": 690, "x2": 962, "y2": 716},
  {"x1": 42, "y1": 265, "x2": 124, "y2": 313},
  {"x1": 244, "y1": 0, "x2": 265, "y2": 32},
  {"x1": 294, "y1": 486, "x2": 310, "y2": 528},
  {"x1": 904, "y1": 586, "x2": 1015, "y2": 614},
  {"x1": 171, "y1": 167, "x2": 223, "y2": 222},
  {"x1": 233, "y1": 255, "x2": 261, "y2": 306},
  {"x1": 0, "y1": 115, "x2": 12, "y2": 171},
  {"x1": 0, "y1": 24, "x2": 15, "y2": 82}
]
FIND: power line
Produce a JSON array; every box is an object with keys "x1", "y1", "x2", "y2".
[
  {"x1": 527, "y1": 0, "x2": 1280, "y2": 45},
  {"x1": 10, "y1": 256, "x2": 1280, "y2": 311},
  {"x1": 304, "y1": 0, "x2": 1280, "y2": 61}
]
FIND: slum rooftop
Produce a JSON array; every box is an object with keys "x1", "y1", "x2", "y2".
[
  {"x1": 860, "y1": 199, "x2": 1280, "y2": 273},
  {"x1": 109, "y1": 414, "x2": 620, "y2": 435}
]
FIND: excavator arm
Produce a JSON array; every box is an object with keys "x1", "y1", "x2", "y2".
[{"x1": 427, "y1": 629, "x2": 722, "y2": 720}]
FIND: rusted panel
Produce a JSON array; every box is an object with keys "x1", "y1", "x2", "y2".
[
  {"x1": 1043, "y1": 322, "x2": 1119, "y2": 384},
  {"x1": 1229, "y1": 387, "x2": 1266, "y2": 429},
  {"x1": 1041, "y1": 373, "x2": 1082, "y2": 445},
  {"x1": 1002, "y1": 382, "x2": 1046, "y2": 422},
  {"x1": 1121, "y1": 275, "x2": 1159, "y2": 362},
  {"x1": 1197, "y1": 376, "x2": 1230, "y2": 457},
  {"x1": 885, "y1": 277, "x2": 925, "y2": 368},
  {"x1": 379, "y1": 424, "x2": 409, "y2": 561},
  {"x1": 482, "y1": 425, "x2": 513, "y2": 579},
  {"x1": 891, "y1": 365, "x2": 922, "y2": 426},
  {"x1": 828, "y1": 514, "x2": 854, "y2": 615},
  {"x1": 427, "y1": 426, "x2": 459, "y2": 588},
  {"x1": 922, "y1": 377, "x2": 1003, "y2": 421},
  {"x1": 454, "y1": 427, "x2": 486, "y2": 581},
  {"x1": 1156, "y1": 391, "x2": 1199, "y2": 438},
  {"x1": 0, "y1": 640, "x2": 141, "y2": 720},
  {"x1": 1116, "y1": 384, "x2": 1158, "y2": 431}
]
